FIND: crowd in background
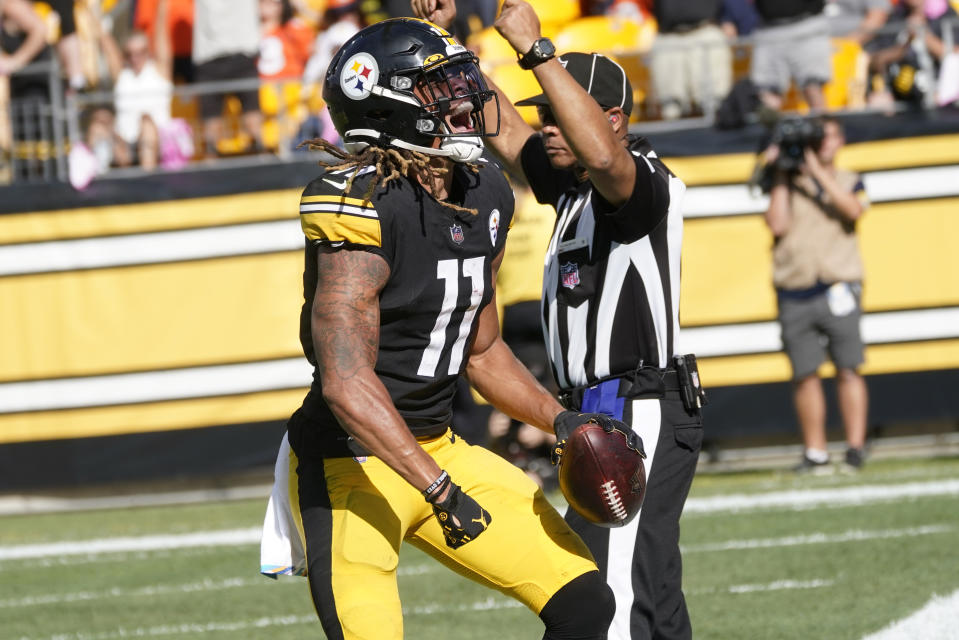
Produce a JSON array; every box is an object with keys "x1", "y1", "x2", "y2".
[{"x1": 0, "y1": 0, "x2": 957, "y2": 182}]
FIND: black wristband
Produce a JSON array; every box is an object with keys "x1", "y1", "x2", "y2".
[{"x1": 422, "y1": 470, "x2": 450, "y2": 502}]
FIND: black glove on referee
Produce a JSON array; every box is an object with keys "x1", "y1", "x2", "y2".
[
  {"x1": 553, "y1": 410, "x2": 646, "y2": 457},
  {"x1": 425, "y1": 472, "x2": 491, "y2": 550}
]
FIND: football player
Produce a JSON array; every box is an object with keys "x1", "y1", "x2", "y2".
[{"x1": 271, "y1": 17, "x2": 638, "y2": 639}]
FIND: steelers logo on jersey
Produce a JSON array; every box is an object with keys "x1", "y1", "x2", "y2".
[
  {"x1": 489, "y1": 209, "x2": 500, "y2": 246},
  {"x1": 341, "y1": 52, "x2": 379, "y2": 101}
]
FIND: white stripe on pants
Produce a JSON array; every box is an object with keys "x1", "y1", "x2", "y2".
[{"x1": 607, "y1": 398, "x2": 662, "y2": 640}]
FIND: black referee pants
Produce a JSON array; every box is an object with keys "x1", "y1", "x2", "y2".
[{"x1": 565, "y1": 393, "x2": 703, "y2": 640}]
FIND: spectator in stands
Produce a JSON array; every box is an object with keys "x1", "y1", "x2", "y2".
[
  {"x1": 0, "y1": 0, "x2": 47, "y2": 78},
  {"x1": 762, "y1": 116, "x2": 870, "y2": 473},
  {"x1": 868, "y1": 0, "x2": 959, "y2": 106},
  {"x1": 720, "y1": 0, "x2": 761, "y2": 37},
  {"x1": 72, "y1": 1, "x2": 114, "y2": 92},
  {"x1": 134, "y1": 0, "x2": 195, "y2": 82},
  {"x1": 88, "y1": 0, "x2": 175, "y2": 171},
  {"x1": 258, "y1": 0, "x2": 313, "y2": 81},
  {"x1": 193, "y1": 0, "x2": 264, "y2": 156},
  {"x1": 43, "y1": 0, "x2": 87, "y2": 93},
  {"x1": 301, "y1": 0, "x2": 362, "y2": 90},
  {"x1": 650, "y1": 0, "x2": 732, "y2": 120},
  {"x1": 300, "y1": 0, "x2": 364, "y2": 145},
  {"x1": 825, "y1": 0, "x2": 893, "y2": 45},
  {"x1": 751, "y1": 0, "x2": 832, "y2": 112},
  {"x1": 0, "y1": 0, "x2": 47, "y2": 180}
]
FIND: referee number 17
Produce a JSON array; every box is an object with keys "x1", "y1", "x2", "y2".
[{"x1": 417, "y1": 257, "x2": 485, "y2": 378}]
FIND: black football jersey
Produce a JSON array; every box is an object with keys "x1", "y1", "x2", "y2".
[{"x1": 295, "y1": 160, "x2": 514, "y2": 456}]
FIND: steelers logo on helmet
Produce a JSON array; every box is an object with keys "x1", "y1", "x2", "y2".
[
  {"x1": 340, "y1": 52, "x2": 379, "y2": 101},
  {"x1": 322, "y1": 18, "x2": 501, "y2": 162}
]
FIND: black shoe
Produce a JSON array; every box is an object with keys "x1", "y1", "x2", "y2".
[
  {"x1": 842, "y1": 447, "x2": 865, "y2": 472},
  {"x1": 793, "y1": 454, "x2": 833, "y2": 475}
]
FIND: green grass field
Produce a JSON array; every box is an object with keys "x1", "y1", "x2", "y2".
[{"x1": 2, "y1": 456, "x2": 958, "y2": 640}]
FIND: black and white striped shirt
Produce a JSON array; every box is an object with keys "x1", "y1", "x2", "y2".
[{"x1": 520, "y1": 135, "x2": 686, "y2": 390}]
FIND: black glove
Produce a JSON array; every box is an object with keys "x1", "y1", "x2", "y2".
[
  {"x1": 552, "y1": 410, "x2": 646, "y2": 457},
  {"x1": 425, "y1": 473, "x2": 491, "y2": 550}
]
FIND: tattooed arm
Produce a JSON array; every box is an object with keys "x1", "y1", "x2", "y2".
[
  {"x1": 465, "y1": 248, "x2": 564, "y2": 433},
  {"x1": 313, "y1": 246, "x2": 446, "y2": 492}
]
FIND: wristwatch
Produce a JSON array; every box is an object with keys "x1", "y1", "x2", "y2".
[{"x1": 518, "y1": 37, "x2": 556, "y2": 70}]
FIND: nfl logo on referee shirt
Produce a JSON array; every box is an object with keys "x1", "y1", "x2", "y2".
[
  {"x1": 560, "y1": 262, "x2": 580, "y2": 288},
  {"x1": 450, "y1": 224, "x2": 465, "y2": 244}
]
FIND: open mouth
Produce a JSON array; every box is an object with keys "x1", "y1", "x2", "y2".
[{"x1": 446, "y1": 100, "x2": 476, "y2": 134}]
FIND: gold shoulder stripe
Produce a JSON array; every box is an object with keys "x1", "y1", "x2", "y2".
[
  {"x1": 301, "y1": 211, "x2": 382, "y2": 247},
  {"x1": 300, "y1": 195, "x2": 374, "y2": 208}
]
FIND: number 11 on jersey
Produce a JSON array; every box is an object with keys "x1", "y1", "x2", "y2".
[{"x1": 417, "y1": 257, "x2": 486, "y2": 378}]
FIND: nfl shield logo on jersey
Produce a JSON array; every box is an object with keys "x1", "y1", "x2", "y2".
[
  {"x1": 449, "y1": 224, "x2": 465, "y2": 244},
  {"x1": 560, "y1": 262, "x2": 580, "y2": 289}
]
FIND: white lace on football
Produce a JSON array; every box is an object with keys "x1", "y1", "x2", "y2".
[{"x1": 601, "y1": 480, "x2": 628, "y2": 521}]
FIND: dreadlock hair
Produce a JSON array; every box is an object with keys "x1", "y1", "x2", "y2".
[{"x1": 301, "y1": 138, "x2": 481, "y2": 216}]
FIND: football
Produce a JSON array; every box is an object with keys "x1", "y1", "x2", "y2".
[{"x1": 557, "y1": 422, "x2": 646, "y2": 527}]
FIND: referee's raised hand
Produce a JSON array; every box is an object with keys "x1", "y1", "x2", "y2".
[
  {"x1": 494, "y1": 0, "x2": 542, "y2": 55},
  {"x1": 411, "y1": 0, "x2": 455, "y2": 29}
]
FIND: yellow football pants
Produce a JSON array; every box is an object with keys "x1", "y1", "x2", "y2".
[{"x1": 293, "y1": 429, "x2": 598, "y2": 640}]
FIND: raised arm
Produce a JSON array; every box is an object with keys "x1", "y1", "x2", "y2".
[
  {"x1": 412, "y1": 0, "x2": 535, "y2": 178},
  {"x1": 494, "y1": 0, "x2": 637, "y2": 206},
  {"x1": 312, "y1": 246, "x2": 444, "y2": 491},
  {"x1": 464, "y1": 248, "x2": 563, "y2": 433},
  {"x1": 480, "y1": 71, "x2": 537, "y2": 180}
]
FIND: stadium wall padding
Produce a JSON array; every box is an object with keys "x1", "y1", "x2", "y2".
[{"x1": 1, "y1": 116, "x2": 958, "y2": 490}]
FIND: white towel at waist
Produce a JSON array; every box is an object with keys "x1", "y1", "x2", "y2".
[{"x1": 259, "y1": 432, "x2": 307, "y2": 577}]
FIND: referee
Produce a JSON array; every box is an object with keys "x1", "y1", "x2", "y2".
[{"x1": 414, "y1": 1, "x2": 707, "y2": 638}]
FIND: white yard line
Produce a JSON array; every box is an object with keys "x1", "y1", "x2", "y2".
[
  {"x1": 0, "y1": 565, "x2": 438, "y2": 608},
  {"x1": 681, "y1": 524, "x2": 954, "y2": 553},
  {"x1": 16, "y1": 598, "x2": 525, "y2": 640},
  {"x1": 860, "y1": 589, "x2": 959, "y2": 640},
  {"x1": 0, "y1": 527, "x2": 262, "y2": 560},
  {"x1": 688, "y1": 578, "x2": 835, "y2": 596},
  {"x1": 25, "y1": 615, "x2": 318, "y2": 640},
  {"x1": 0, "y1": 577, "x2": 262, "y2": 608},
  {"x1": 683, "y1": 479, "x2": 959, "y2": 514},
  {"x1": 3, "y1": 479, "x2": 957, "y2": 562}
]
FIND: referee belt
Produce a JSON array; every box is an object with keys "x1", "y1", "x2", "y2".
[{"x1": 558, "y1": 367, "x2": 680, "y2": 411}]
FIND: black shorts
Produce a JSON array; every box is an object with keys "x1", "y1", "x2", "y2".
[{"x1": 194, "y1": 54, "x2": 260, "y2": 119}]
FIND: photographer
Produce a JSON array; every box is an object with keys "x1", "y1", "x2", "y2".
[{"x1": 763, "y1": 116, "x2": 870, "y2": 473}]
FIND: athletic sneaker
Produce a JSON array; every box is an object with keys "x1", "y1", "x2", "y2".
[
  {"x1": 842, "y1": 447, "x2": 865, "y2": 472},
  {"x1": 793, "y1": 454, "x2": 833, "y2": 475}
]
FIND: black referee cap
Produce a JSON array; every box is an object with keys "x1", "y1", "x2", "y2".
[{"x1": 515, "y1": 52, "x2": 633, "y2": 116}]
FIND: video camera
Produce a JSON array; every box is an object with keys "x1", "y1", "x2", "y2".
[{"x1": 769, "y1": 116, "x2": 825, "y2": 173}]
